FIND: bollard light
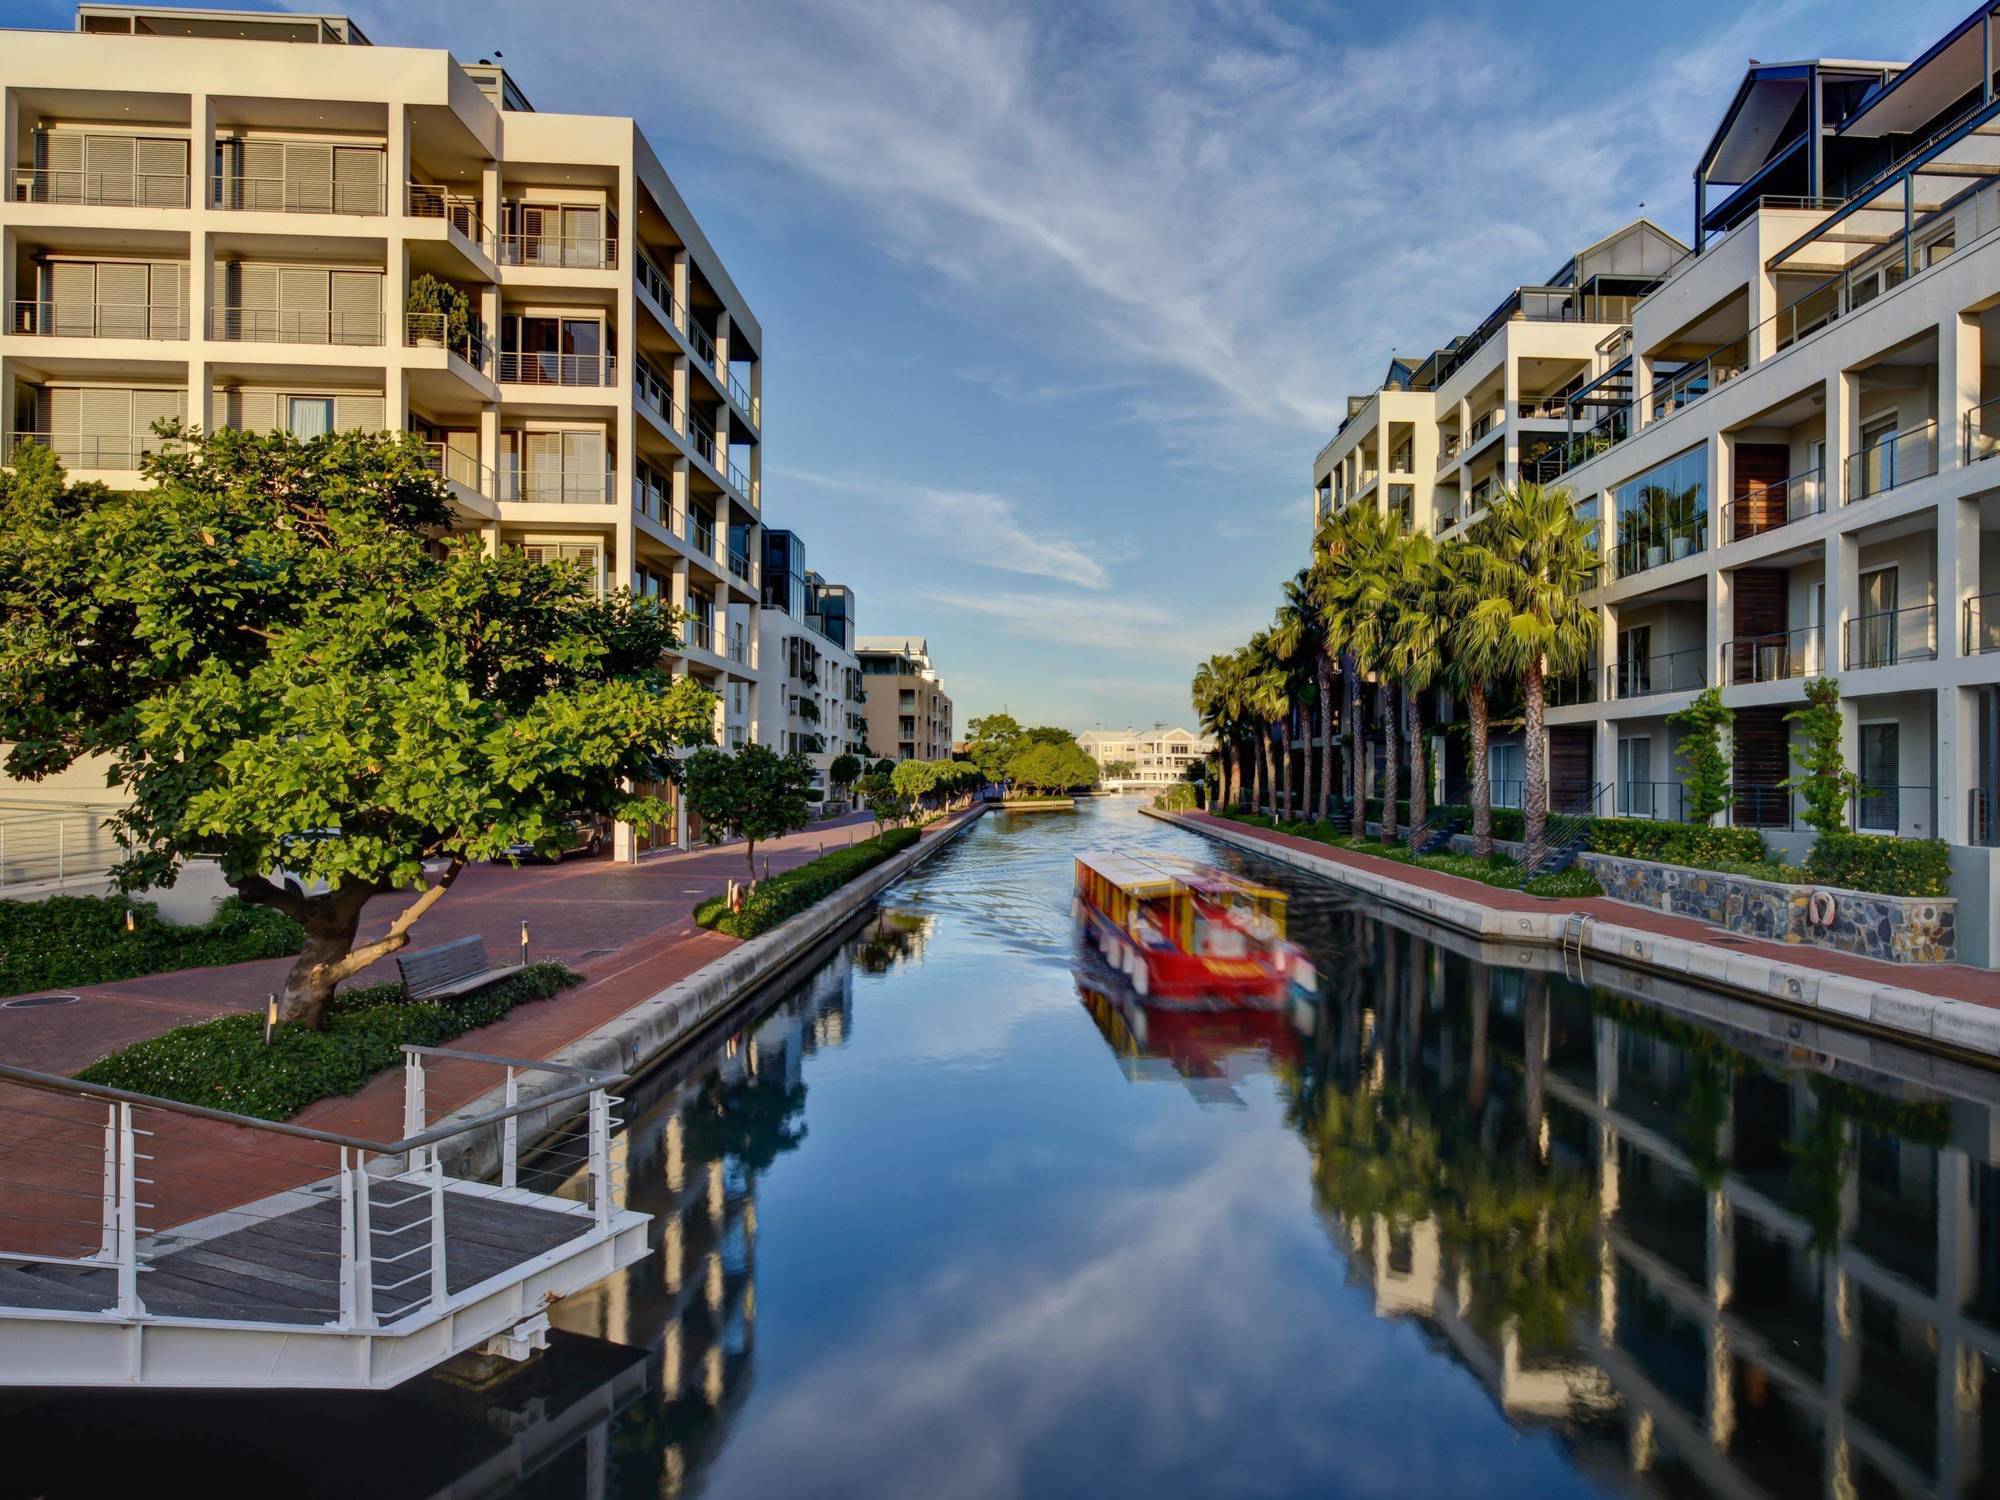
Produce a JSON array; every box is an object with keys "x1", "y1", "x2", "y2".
[
  {"x1": 264, "y1": 994, "x2": 278, "y2": 1045},
  {"x1": 124, "y1": 907, "x2": 135, "y2": 933},
  {"x1": 520, "y1": 920, "x2": 530, "y2": 967}
]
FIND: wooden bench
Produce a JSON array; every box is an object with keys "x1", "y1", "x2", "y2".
[{"x1": 397, "y1": 935, "x2": 521, "y2": 1001}]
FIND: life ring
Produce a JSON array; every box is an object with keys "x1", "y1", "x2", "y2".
[{"x1": 1808, "y1": 888, "x2": 1837, "y2": 928}]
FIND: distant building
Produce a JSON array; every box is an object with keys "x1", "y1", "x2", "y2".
[
  {"x1": 856, "y1": 636, "x2": 952, "y2": 760},
  {"x1": 757, "y1": 530, "x2": 865, "y2": 807},
  {"x1": 1077, "y1": 726, "x2": 1213, "y2": 790}
]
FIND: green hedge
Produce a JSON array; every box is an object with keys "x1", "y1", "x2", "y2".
[
  {"x1": 1, "y1": 894, "x2": 304, "y2": 998},
  {"x1": 695, "y1": 827, "x2": 922, "y2": 939},
  {"x1": 75, "y1": 962, "x2": 579, "y2": 1121},
  {"x1": 1215, "y1": 812, "x2": 1604, "y2": 900},
  {"x1": 1586, "y1": 818, "x2": 1769, "y2": 867},
  {"x1": 1802, "y1": 832, "x2": 1951, "y2": 898}
]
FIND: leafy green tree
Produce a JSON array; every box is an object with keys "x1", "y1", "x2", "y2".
[
  {"x1": 963, "y1": 712, "x2": 1023, "y2": 781},
  {"x1": 1667, "y1": 687, "x2": 1735, "y2": 824},
  {"x1": 827, "y1": 752, "x2": 863, "y2": 801},
  {"x1": 1317, "y1": 502, "x2": 1398, "y2": 838},
  {"x1": 1782, "y1": 677, "x2": 1865, "y2": 835},
  {"x1": 684, "y1": 744, "x2": 815, "y2": 877},
  {"x1": 1437, "y1": 540, "x2": 1507, "y2": 856},
  {"x1": 1192, "y1": 651, "x2": 1251, "y2": 809},
  {"x1": 871, "y1": 756, "x2": 897, "y2": 778},
  {"x1": 0, "y1": 430, "x2": 713, "y2": 1028},
  {"x1": 1102, "y1": 758, "x2": 1138, "y2": 780},
  {"x1": 858, "y1": 771, "x2": 913, "y2": 828}
]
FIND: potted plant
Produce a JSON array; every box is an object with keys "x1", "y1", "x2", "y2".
[{"x1": 407, "y1": 273, "x2": 472, "y2": 352}]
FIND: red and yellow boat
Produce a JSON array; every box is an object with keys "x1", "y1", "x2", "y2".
[{"x1": 1072, "y1": 851, "x2": 1316, "y2": 1005}]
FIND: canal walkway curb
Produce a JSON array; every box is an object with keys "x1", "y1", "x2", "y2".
[
  {"x1": 433, "y1": 804, "x2": 990, "y2": 1174},
  {"x1": 1142, "y1": 806, "x2": 2000, "y2": 1065}
]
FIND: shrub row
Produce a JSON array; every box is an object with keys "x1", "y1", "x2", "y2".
[
  {"x1": 1801, "y1": 832, "x2": 1952, "y2": 899},
  {"x1": 1, "y1": 894, "x2": 304, "y2": 998},
  {"x1": 695, "y1": 827, "x2": 923, "y2": 939},
  {"x1": 75, "y1": 962, "x2": 579, "y2": 1121},
  {"x1": 1214, "y1": 812, "x2": 1605, "y2": 900},
  {"x1": 1585, "y1": 817, "x2": 1770, "y2": 866}
]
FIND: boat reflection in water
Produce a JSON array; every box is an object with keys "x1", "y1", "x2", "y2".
[{"x1": 1076, "y1": 962, "x2": 1303, "y2": 1108}]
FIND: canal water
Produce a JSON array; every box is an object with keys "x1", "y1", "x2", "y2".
[{"x1": 6, "y1": 796, "x2": 2000, "y2": 1498}]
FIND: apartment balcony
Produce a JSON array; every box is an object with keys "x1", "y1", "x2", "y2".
[
  {"x1": 1606, "y1": 646, "x2": 1706, "y2": 701},
  {"x1": 496, "y1": 232, "x2": 617, "y2": 271},
  {"x1": 497, "y1": 350, "x2": 617, "y2": 388},
  {"x1": 416, "y1": 440, "x2": 492, "y2": 503},
  {"x1": 1719, "y1": 467, "x2": 1824, "y2": 545},
  {"x1": 1617, "y1": 781, "x2": 1692, "y2": 821},
  {"x1": 404, "y1": 313, "x2": 494, "y2": 377},
  {"x1": 11, "y1": 166, "x2": 189, "y2": 208},
  {"x1": 1843, "y1": 603, "x2": 1937, "y2": 670},
  {"x1": 1721, "y1": 625, "x2": 1825, "y2": 686},
  {"x1": 11, "y1": 300, "x2": 186, "y2": 339},
  {"x1": 1845, "y1": 423, "x2": 1939, "y2": 504},
  {"x1": 497, "y1": 463, "x2": 614, "y2": 506},
  {"x1": 1614, "y1": 511, "x2": 1707, "y2": 580},
  {"x1": 726, "y1": 546, "x2": 755, "y2": 587},
  {"x1": 209, "y1": 307, "x2": 382, "y2": 346},
  {"x1": 1964, "y1": 397, "x2": 2000, "y2": 464},
  {"x1": 1560, "y1": 404, "x2": 1631, "y2": 475},
  {"x1": 2, "y1": 429, "x2": 176, "y2": 469},
  {"x1": 1436, "y1": 435, "x2": 1462, "y2": 470},
  {"x1": 1516, "y1": 396, "x2": 1571, "y2": 421},
  {"x1": 406, "y1": 183, "x2": 494, "y2": 255},
  {"x1": 1969, "y1": 593, "x2": 2000, "y2": 655},
  {"x1": 1547, "y1": 666, "x2": 1599, "y2": 707},
  {"x1": 211, "y1": 173, "x2": 386, "y2": 216}
]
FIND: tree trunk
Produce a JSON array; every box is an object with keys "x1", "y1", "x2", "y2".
[
  {"x1": 1405, "y1": 686, "x2": 1427, "y2": 846},
  {"x1": 1380, "y1": 684, "x2": 1400, "y2": 841},
  {"x1": 1345, "y1": 653, "x2": 1365, "y2": 839},
  {"x1": 1468, "y1": 681, "x2": 1493, "y2": 858},
  {"x1": 746, "y1": 836, "x2": 758, "y2": 877},
  {"x1": 1278, "y1": 720, "x2": 1294, "y2": 820},
  {"x1": 1317, "y1": 655, "x2": 1334, "y2": 821},
  {"x1": 267, "y1": 861, "x2": 466, "y2": 1030},
  {"x1": 1260, "y1": 728, "x2": 1277, "y2": 817},
  {"x1": 1523, "y1": 657, "x2": 1548, "y2": 853}
]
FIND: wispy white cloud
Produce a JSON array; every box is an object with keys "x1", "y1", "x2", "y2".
[{"x1": 926, "y1": 588, "x2": 1265, "y2": 668}]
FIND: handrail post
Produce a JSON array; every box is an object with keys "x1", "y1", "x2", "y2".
[
  {"x1": 336, "y1": 1147, "x2": 357, "y2": 1327},
  {"x1": 428, "y1": 1155, "x2": 449, "y2": 1312},
  {"x1": 352, "y1": 1152, "x2": 375, "y2": 1329},
  {"x1": 98, "y1": 1103, "x2": 119, "y2": 1259},
  {"x1": 589, "y1": 1088, "x2": 612, "y2": 1231},
  {"x1": 114, "y1": 1103, "x2": 143, "y2": 1318},
  {"x1": 402, "y1": 1052, "x2": 426, "y2": 1171},
  {"x1": 501, "y1": 1067, "x2": 519, "y2": 1190}
]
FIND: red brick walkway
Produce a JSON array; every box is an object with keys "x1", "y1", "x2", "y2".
[
  {"x1": 0, "y1": 807, "x2": 982, "y2": 1255},
  {"x1": 1182, "y1": 811, "x2": 2000, "y2": 1009}
]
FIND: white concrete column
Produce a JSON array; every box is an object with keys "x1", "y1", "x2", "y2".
[
  {"x1": 387, "y1": 101, "x2": 410, "y2": 220},
  {"x1": 188, "y1": 227, "x2": 214, "y2": 433},
  {"x1": 1633, "y1": 356, "x2": 1654, "y2": 429},
  {"x1": 1942, "y1": 307, "x2": 1981, "y2": 473},
  {"x1": 670, "y1": 456, "x2": 689, "y2": 543},
  {"x1": 478, "y1": 401, "x2": 500, "y2": 503},
  {"x1": 1940, "y1": 685, "x2": 1975, "y2": 844},
  {"x1": 1501, "y1": 357, "x2": 1520, "y2": 485},
  {"x1": 670, "y1": 248, "x2": 689, "y2": 330}
]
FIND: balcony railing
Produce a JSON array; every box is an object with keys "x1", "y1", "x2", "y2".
[
  {"x1": 404, "y1": 313, "x2": 493, "y2": 375},
  {"x1": 683, "y1": 618, "x2": 720, "y2": 656},
  {"x1": 12, "y1": 167, "x2": 189, "y2": 207},
  {"x1": 727, "y1": 454, "x2": 752, "y2": 501},
  {"x1": 2, "y1": 429, "x2": 174, "y2": 469},
  {"x1": 1516, "y1": 396, "x2": 1570, "y2": 420},
  {"x1": 729, "y1": 370, "x2": 756, "y2": 424},
  {"x1": 1560, "y1": 404, "x2": 1630, "y2": 475},
  {"x1": 1722, "y1": 624, "x2": 1822, "y2": 685},
  {"x1": 685, "y1": 318, "x2": 718, "y2": 368},
  {"x1": 1467, "y1": 409, "x2": 1503, "y2": 445},
  {"x1": 1617, "y1": 781, "x2": 1690, "y2": 821},
  {"x1": 1969, "y1": 593, "x2": 1999, "y2": 655},
  {"x1": 1650, "y1": 342, "x2": 1749, "y2": 421},
  {"x1": 1845, "y1": 421, "x2": 1938, "y2": 503},
  {"x1": 210, "y1": 307, "x2": 382, "y2": 346},
  {"x1": 1844, "y1": 602, "x2": 1937, "y2": 669},
  {"x1": 727, "y1": 548, "x2": 752, "y2": 583},
  {"x1": 1852, "y1": 783, "x2": 1933, "y2": 836},
  {"x1": 497, "y1": 234, "x2": 617, "y2": 270},
  {"x1": 1614, "y1": 512, "x2": 1706, "y2": 578},
  {"x1": 1973, "y1": 788, "x2": 1998, "y2": 848},
  {"x1": 688, "y1": 414, "x2": 722, "y2": 471},
  {"x1": 405, "y1": 183, "x2": 490, "y2": 251},
  {"x1": 1720, "y1": 468, "x2": 1824, "y2": 543},
  {"x1": 212, "y1": 174, "x2": 386, "y2": 215},
  {"x1": 417, "y1": 440, "x2": 491, "y2": 497},
  {"x1": 1965, "y1": 396, "x2": 2000, "y2": 464},
  {"x1": 498, "y1": 465, "x2": 614, "y2": 505},
  {"x1": 1433, "y1": 508, "x2": 1461, "y2": 536},
  {"x1": 1730, "y1": 785, "x2": 1799, "y2": 831},
  {"x1": 497, "y1": 351, "x2": 617, "y2": 387},
  {"x1": 12, "y1": 299, "x2": 187, "y2": 339},
  {"x1": 689, "y1": 517, "x2": 716, "y2": 556},
  {"x1": 1548, "y1": 667, "x2": 1598, "y2": 707},
  {"x1": 1436, "y1": 435, "x2": 1462, "y2": 469},
  {"x1": 1606, "y1": 646, "x2": 1706, "y2": 699}
]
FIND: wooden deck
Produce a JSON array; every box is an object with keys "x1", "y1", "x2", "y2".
[{"x1": 0, "y1": 1180, "x2": 592, "y2": 1325}]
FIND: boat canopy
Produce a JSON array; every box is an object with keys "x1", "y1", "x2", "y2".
[{"x1": 1075, "y1": 851, "x2": 1288, "y2": 909}]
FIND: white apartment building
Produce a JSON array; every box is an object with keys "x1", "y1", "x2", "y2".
[
  {"x1": 1, "y1": 5, "x2": 766, "y2": 859},
  {"x1": 1311, "y1": 13, "x2": 2000, "y2": 966},
  {"x1": 1077, "y1": 725, "x2": 1213, "y2": 790},
  {"x1": 757, "y1": 528, "x2": 867, "y2": 808}
]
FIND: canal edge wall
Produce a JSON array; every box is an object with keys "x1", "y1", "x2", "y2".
[
  {"x1": 1140, "y1": 805, "x2": 2000, "y2": 1065},
  {"x1": 432, "y1": 805, "x2": 990, "y2": 1176}
]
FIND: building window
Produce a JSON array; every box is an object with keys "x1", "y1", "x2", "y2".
[{"x1": 287, "y1": 395, "x2": 334, "y2": 437}]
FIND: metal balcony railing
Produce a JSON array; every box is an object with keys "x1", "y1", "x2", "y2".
[
  {"x1": 1547, "y1": 667, "x2": 1598, "y2": 707},
  {"x1": 12, "y1": 167, "x2": 189, "y2": 207},
  {"x1": 729, "y1": 370, "x2": 755, "y2": 424},
  {"x1": 212, "y1": 174, "x2": 386, "y2": 215},
  {"x1": 0, "y1": 803, "x2": 120, "y2": 888},
  {"x1": 1845, "y1": 602, "x2": 1937, "y2": 669},
  {"x1": 1730, "y1": 784, "x2": 1799, "y2": 831},
  {"x1": 1516, "y1": 396, "x2": 1570, "y2": 420},
  {"x1": 1560, "y1": 402, "x2": 1631, "y2": 475},
  {"x1": 1719, "y1": 468, "x2": 1824, "y2": 542},
  {"x1": 1969, "y1": 593, "x2": 2000, "y2": 655},
  {"x1": 404, "y1": 313, "x2": 493, "y2": 375},
  {"x1": 417, "y1": 441, "x2": 491, "y2": 498},
  {"x1": 1973, "y1": 788, "x2": 1998, "y2": 848},
  {"x1": 1606, "y1": 647, "x2": 1706, "y2": 699},
  {"x1": 1721, "y1": 625, "x2": 1822, "y2": 685},
  {"x1": 1467, "y1": 409, "x2": 1502, "y2": 444},
  {"x1": 210, "y1": 307, "x2": 383, "y2": 346},
  {"x1": 1852, "y1": 783, "x2": 1933, "y2": 836},
  {"x1": 13, "y1": 300, "x2": 187, "y2": 339},
  {"x1": 683, "y1": 618, "x2": 720, "y2": 655},
  {"x1": 405, "y1": 183, "x2": 491, "y2": 251},
  {"x1": 687, "y1": 414, "x2": 721, "y2": 469},
  {"x1": 727, "y1": 549, "x2": 752, "y2": 583},
  {"x1": 1617, "y1": 781, "x2": 1690, "y2": 822},
  {"x1": 689, "y1": 517, "x2": 716, "y2": 556},
  {"x1": 1614, "y1": 513, "x2": 1707, "y2": 578},
  {"x1": 1966, "y1": 396, "x2": 2000, "y2": 464},
  {"x1": 1845, "y1": 421, "x2": 1938, "y2": 503},
  {"x1": 497, "y1": 351, "x2": 616, "y2": 387},
  {"x1": 496, "y1": 234, "x2": 617, "y2": 270},
  {"x1": 1650, "y1": 340, "x2": 1749, "y2": 421},
  {"x1": 1436, "y1": 435, "x2": 1462, "y2": 469},
  {"x1": 3, "y1": 429, "x2": 175, "y2": 471},
  {"x1": 498, "y1": 465, "x2": 614, "y2": 505}
]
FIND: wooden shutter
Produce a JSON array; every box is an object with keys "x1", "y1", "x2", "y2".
[
  {"x1": 565, "y1": 207, "x2": 601, "y2": 265},
  {"x1": 1731, "y1": 444, "x2": 1789, "y2": 539},
  {"x1": 333, "y1": 394, "x2": 385, "y2": 432},
  {"x1": 563, "y1": 430, "x2": 604, "y2": 500},
  {"x1": 329, "y1": 272, "x2": 381, "y2": 344},
  {"x1": 43, "y1": 386, "x2": 81, "y2": 437},
  {"x1": 93, "y1": 263, "x2": 149, "y2": 338},
  {"x1": 239, "y1": 139, "x2": 284, "y2": 210},
  {"x1": 136, "y1": 137, "x2": 187, "y2": 206},
  {"x1": 79, "y1": 388, "x2": 132, "y2": 467},
  {"x1": 131, "y1": 388, "x2": 185, "y2": 452},
  {"x1": 219, "y1": 389, "x2": 279, "y2": 433},
  {"x1": 279, "y1": 267, "x2": 330, "y2": 343},
  {"x1": 285, "y1": 142, "x2": 334, "y2": 211},
  {"x1": 85, "y1": 134, "x2": 135, "y2": 205},
  {"x1": 36, "y1": 131, "x2": 83, "y2": 173},
  {"x1": 332, "y1": 147, "x2": 382, "y2": 213},
  {"x1": 46, "y1": 262, "x2": 95, "y2": 337}
]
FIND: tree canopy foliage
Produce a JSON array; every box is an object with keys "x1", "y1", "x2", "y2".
[{"x1": 684, "y1": 743, "x2": 815, "y2": 875}]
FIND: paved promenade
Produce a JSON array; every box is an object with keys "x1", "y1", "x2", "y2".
[{"x1": 1178, "y1": 810, "x2": 2000, "y2": 1009}]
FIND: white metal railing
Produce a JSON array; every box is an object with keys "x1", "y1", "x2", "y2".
[
  {"x1": 0, "y1": 1048, "x2": 622, "y2": 1333},
  {"x1": 405, "y1": 182, "x2": 491, "y2": 252},
  {"x1": 210, "y1": 307, "x2": 383, "y2": 346},
  {"x1": 497, "y1": 351, "x2": 616, "y2": 387},
  {"x1": 212, "y1": 175, "x2": 386, "y2": 215},
  {"x1": 0, "y1": 805, "x2": 120, "y2": 888},
  {"x1": 3, "y1": 430, "x2": 175, "y2": 471},
  {"x1": 418, "y1": 440, "x2": 492, "y2": 498},
  {"x1": 496, "y1": 234, "x2": 617, "y2": 270},
  {"x1": 12, "y1": 300, "x2": 187, "y2": 339},
  {"x1": 404, "y1": 313, "x2": 493, "y2": 375},
  {"x1": 499, "y1": 463, "x2": 614, "y2": 505},
  {"x1": 12, "y1": 168, "x2": 189, "y2": 208}
]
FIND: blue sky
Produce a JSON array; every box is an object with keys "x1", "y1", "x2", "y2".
[{"x1": 7, "y1": 0, "x2": 1969, "y2": 733}]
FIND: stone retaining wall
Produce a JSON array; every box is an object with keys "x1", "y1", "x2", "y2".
[{"x1": 1578, "y1": 851, "x2": 1956, "y2": 965}]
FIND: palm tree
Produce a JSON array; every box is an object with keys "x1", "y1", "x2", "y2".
[
  {"x1": 1192, "y1": 649, "x2": 1250, "y2": 809},
  {"x1": 1375, "y1": 532, "x2": 1446, "y2": 845},
  {"x1": 1463, "y1": 482, "x2": 1602, "y2": 854},
  {"x1": 1244, "y1": 630, "x2": 1290, "y2": 816},
  {"x1": 1278, "y1": 563, "x2": 1337, "y2": 821},
  {"x1": 1317, "y1": 503, "x2": 1394, "y2": 839},
  {"x1": 1437, "y1": 541, "x2": 1508, "y2": 856}
]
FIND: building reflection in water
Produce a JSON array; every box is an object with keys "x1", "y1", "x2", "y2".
[
  {"x1": 546, "y1": 929, "x2": 877, "y2": 1497},
  {"x1": 1075, "y1": 899, "x2": 2000, "y2": 1500}
]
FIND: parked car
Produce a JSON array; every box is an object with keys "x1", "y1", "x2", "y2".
[{"x1": 498, "y1": 813, "x2": 608, "y2": 864}]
